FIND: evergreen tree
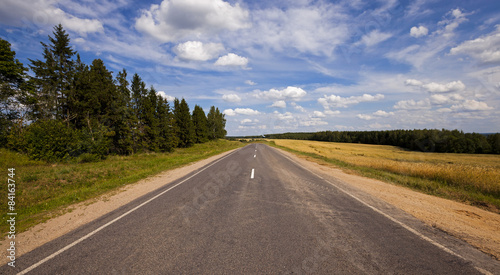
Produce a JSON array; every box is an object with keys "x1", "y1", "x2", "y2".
[
  {"x1": 207, "y1": 106, "x2": 227, "y2": 139},
  {"x1": 143, "y1": 86, "x2": 160, "y2": 151},
  {"x1": 69, "y1": 54, "x2": 89, "y2": 129},
  {"x1": 76, "y1": 59, "x2": 117, "y2": 155},
  {"x1": 174, "y1": 98, "x2": 195, "y2": 147},
  {"x1": 130, "y1": 73, "x2": 148, "y2": 152},
  {"x1": 29, "y1": 24, "x2": 76, "y2": 121},
  {"x1": 114, "y1": 69, "x2": 134, "y2": 154},
  {"x1": 192, "y1": 105, "x2": 209, "y2": 143},
  {"x1": 0, "y1": 38, "x2": 27, "y2": 145},
  {"x1": 156, "y1": 97, "x2": 177, "y2": 152}
]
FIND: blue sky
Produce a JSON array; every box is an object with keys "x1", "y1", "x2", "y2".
[{"x1": 1, "y1": 0, "x2": 500, "y2": 136}]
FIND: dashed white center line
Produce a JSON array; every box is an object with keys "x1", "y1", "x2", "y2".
[
  {"x1": 254, "y1": 154, "x2": 256, "y2": 158},
  {"x1": 251, "y1": 168, "x2": 255, "y2": 179}
]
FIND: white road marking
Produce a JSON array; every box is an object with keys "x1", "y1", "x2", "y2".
[
  {"x1": 251, "y1": 168, "x2": 255, "y2": 179},
  {"x1": 254, "y1": 154, "x2": 256, "y2": 158},
  {"x1": 17, "y1": 149, "x2": 241, "y2": 275}
]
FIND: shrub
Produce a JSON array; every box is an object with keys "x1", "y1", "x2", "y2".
[{"x1": 23, "y1": 120, "x2": 81, "y2": 162}]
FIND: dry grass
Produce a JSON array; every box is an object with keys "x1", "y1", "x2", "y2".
[{"x1": 269, "y1": 139, "x2": 500, "y2": 212}]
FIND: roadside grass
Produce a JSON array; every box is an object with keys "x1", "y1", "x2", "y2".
[
  {"x1": 0, "y1": 140, "x2": 244, "y2": 236},
  {"x1": 264, "y1": 139, "x2": 500, "y2": 213}
]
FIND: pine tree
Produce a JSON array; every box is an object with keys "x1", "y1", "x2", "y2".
[
  {"x1": 192, "y1": 105, "x2": 209, "y2": 143},
  {"x1": 174, "y1": 98, "x2": 195, "y2": 148},
  {"x1": 130, "y1": 73, "x2": 148, "y2": 152},
  {"x1": 71, "y1": 54, "x2": 91, "y2": 129},
  {"x1": 0, "y1": 38, "x2": 27, "y2": 145},
  {"x1": 143, "y1": 86, "x2": 159, "y2": 152},
  {"x1": 114, "y1": 69, "x2": 134, "y2": 154},
  {"x1": 156, "y1": 97, "x2": 177, "y2": 152},
  {"x1": 29, "y1": 24, "x2": 76, "y2": 121},
  {"x1": 75, "y1": 58, "x2": 117, "y2": 156}
]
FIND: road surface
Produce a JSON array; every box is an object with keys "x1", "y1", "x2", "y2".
[{"x1": 2, "y1": 144, "x2": 499, "y2": 274}]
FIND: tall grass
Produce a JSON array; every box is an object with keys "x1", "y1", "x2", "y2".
[
  {"x1": 269, "y1": 139, "x2": 500, "y2": 212},
  {"x1": 0, "y1": 140, "x2": 244, "y2": 235}
]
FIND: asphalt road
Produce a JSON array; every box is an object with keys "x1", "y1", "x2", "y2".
[{"x1": 2, "y1": 144, "x2": 499, "y2": 274}]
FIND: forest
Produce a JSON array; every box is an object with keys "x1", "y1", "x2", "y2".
[
  {"x1": 258, "y1": 129, "x2": 500, "y2": 154},
  {"x1": 0, "y1": 24, "x2": 227, "y2": 162}
]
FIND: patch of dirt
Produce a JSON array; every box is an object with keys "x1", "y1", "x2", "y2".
[
  {"x1": 0, "y1": 149, "x2": 238, "y2": 266},
  {"x1": 277, "y1": 148, "x2": 500, "y2": 260}
]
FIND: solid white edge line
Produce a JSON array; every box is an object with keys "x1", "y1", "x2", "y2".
[
  {"x1": 251, "y1": 168, "x2": 255, "y2": 179},
  {"x1": 17, "y1": 148, "x2": 241, "y2": 275},
  {"x1": 274, "y1": 148, "x2": 473, "y2": 262}
]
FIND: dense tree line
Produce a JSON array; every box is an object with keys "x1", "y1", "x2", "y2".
[
  {"x1": 261, "y1": 129, "x2": 500, "y2": 154},
  {"x1": 0, "y1": 25, "x2": 226, "y2": 162}
]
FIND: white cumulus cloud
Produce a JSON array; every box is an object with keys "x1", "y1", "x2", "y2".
[
  {"x1": 422, "y1": 81, "x2": 466, "y2": 93},
  {"x1": 271, "y1": 100, "x2": 287, "y2": 108},
  {"x1": 274, "y1": 111, "x2": 294, "y2": 121},
  {"x1": 373, "y1": 110, "x2": 395, "y2": 117},
  {"x1": 405, "y1": 79, "x2": 466, "y2": 93},
  {"x1": 300, "y1": 120, "x2": 328, "y2": 127},
  {"x1": 222, "y1": 94, "x2": 242, "y2": 103},
  {"x1": 357, "y1": 110, "x2": 394, "y2": 120},
  {"x1": 255, "y1": 86, "x2": 307, "y2": 101},
  {"x1": 174, "y1": 41, "x2": 224, "y2": 61},
  {"x1": 450, "y1": 25, "x2": 500, "y2": 65},
  {"x1": 0, "y1": 0, "x2": 103, "y2": 35},
  {"x1": 430, "y1": 93, "x2": 464, "y2": 105},
  {"x1": 410, "y1": 26, "x2": 428, "y2": 38},
  {"x1": 214, "y1": 53, "x2": 249, "y2": 67},
  {"x1": 324, "y1": 110, "x2": 340, "y2": 116},
  {"x1": 405, "y1": 79, "x2": 424, "y2": 86},
  {"x1": 135, "y1": 0, "x2": 250, "y2": 42},
  {"x1": 451, "y1": 100, "x2": 493, "y2": 111},
  {"x1": 312, "y1": 111, "x2": 326, "y2": 118},
  {"x1": 157, "y1": 91, "x2": 176, "y2": 102},
  {"x1": 223, "y1": 108, "x2": 261, "y2": 116},
  {"x1": 318, "y1": 93, "x2": 384, "y2": 108},
  {"x1": 290, "y1": 102, "x2": 306, "y2": 112},
  {"x1": 394, "y1": 99, "x2": 431, "y2": 110}
]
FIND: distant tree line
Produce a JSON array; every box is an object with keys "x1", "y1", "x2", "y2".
[
  {"x1": 0, "y1": 24, "x2": 226, "y2": 162},
  {"x1": 261, "y1": 129, "x2": 500, "y2": 154}
]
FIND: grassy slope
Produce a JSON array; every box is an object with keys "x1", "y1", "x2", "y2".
[
  {"x1": 0, "y1": 140, "x2": 244, "y2": 235},
  {"x1": 264, "y1": 139, "x2": 500, "y2": 213}
]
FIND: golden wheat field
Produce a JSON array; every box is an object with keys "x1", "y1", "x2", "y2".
[{"x1": 270, "y1": 139, "x2": 500, "y2": 211}]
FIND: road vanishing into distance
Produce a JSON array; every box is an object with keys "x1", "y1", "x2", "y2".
[{"x1": 3, "y1": 144, "x2": 499, "y2": 274}]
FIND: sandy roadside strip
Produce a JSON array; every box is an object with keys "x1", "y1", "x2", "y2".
[
  {"x1": 0, "y1": 148, "x2": 239, "y2": 266},
  {"x1": 275, "y1": 147, "x2": 500, "y2": 260}
]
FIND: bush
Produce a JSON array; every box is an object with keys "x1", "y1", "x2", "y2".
[
  {"x1": 6, "y1": 121, "x2": 27, "y2": 151},
  {"x1": 23, "y1": 120, "x2": 81, "y2": 162},
  {"x1": 77, "y1": 124, "x2": 112, "y2": 161}
]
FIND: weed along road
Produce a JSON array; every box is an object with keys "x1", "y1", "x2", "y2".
[{"x1": 3, "y1": 144, "x2": 499, "y2": 274}]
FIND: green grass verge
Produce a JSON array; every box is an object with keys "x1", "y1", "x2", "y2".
[
  {"x1": 0, "y1": 140, "x2": 244, "y2": 236},
  {"x1": 263, "y1": 140, "x2": 500, "y2": 213}
]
